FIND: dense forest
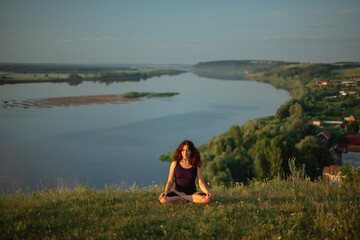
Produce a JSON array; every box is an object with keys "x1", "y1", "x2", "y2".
[{"x1": 161, "y1": 61, "x2": 360, "y2": 185}]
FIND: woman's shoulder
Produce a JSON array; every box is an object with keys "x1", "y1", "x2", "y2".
[{"x1": 170, "y1": 160, "x2": 178, "y2": 168}]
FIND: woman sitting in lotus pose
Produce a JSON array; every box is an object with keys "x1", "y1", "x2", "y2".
[{"x1": 159, "y1": 140, "x2": 212, "y2": 204}]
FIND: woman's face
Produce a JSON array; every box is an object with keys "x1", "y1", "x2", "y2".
[{"x1": 181, "y1": 145, "x2": 191, "y2": 160}]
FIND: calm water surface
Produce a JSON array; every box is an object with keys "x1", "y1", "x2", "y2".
[{"x1": 0, "y1": 73, "x2": 289, "y2": 191}]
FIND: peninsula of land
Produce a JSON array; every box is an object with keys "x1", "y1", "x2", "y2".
[{"x1": 1, "y1": 92, "x2": 179, "y2": 109}]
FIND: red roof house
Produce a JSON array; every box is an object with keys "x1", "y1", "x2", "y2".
[
  {"x1": 347, "y1": 134, "x2": 360, "y2": 145},
  {"x1": 317, "y1": 130, "x2": 332, "y2": 142},
  {"x1": 321, "y1": 79, "x2": 329, "y2": 85},
  {"x1": 323, "y1": 165, "x2": 342, "y2": 183}
]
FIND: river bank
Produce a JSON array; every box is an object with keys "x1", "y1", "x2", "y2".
[
  {"x1": 0, "y1": 63, "x2": 188, "y2": 85},
  {"x1": 159, "y1": 61, "x2": 360, "y2": 185}
]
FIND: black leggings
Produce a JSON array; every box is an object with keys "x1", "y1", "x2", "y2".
[{"x1": 166, "y1": 191, "x2": 206, "y2": 197}]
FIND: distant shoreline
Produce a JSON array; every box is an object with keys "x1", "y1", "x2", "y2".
[
  {"x1": 0, "y1": 64, "x2": 188, "y2": 85},
  {"x1": 0, "y1": 76, "x2": 144, "y2": 85}
]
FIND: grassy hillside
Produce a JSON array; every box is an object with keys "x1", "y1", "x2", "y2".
[
  {"x1": 161, "y1": 61, "x2": 360, "y2": 185},
  {"x1": 2, "y1": 61, "x2": 360, "y2": 239},
  {"x1": 190, "y1": 60, "x2": 283, "y2": 80},
  {"x1": 1, "y1": 179, "x2": 359, "y2": 239}
]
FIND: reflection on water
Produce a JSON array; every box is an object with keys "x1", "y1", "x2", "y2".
[{"x1": 0, "y1": 73, "x2": 289, "y2": 191}]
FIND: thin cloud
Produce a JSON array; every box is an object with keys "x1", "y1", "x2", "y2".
[
  {"x1": 57, "y1": 35, "x2": 135, "y2": 42},
  {"x1": 340, "y1": 8, "x2": 360, "y2": 14},
  {"x1": 260, "y1": 36, "x2": 324, "y2": 41},
  {"x1": 261, "y1": 36, "x2": 280, "y2": 40},
  {"x1": 93, "y1": 35, "x2": 133, "y2": 41},
  {"x1": 267, "y1": 11, "x2": 288, "y2": 17}
]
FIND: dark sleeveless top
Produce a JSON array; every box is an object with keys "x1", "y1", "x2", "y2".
[{"x1": 174, "y1": 161, "x2": 197, "y2": 195}]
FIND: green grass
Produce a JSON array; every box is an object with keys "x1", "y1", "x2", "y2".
[
  {"x1": 338, "y1": 67, "x2": 360, "y2": 77},
  {"x1": 1, "y1": 180, "x2": 359, "y2": 239}
]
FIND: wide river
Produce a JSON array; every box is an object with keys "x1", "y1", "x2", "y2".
[{"x1": 0, "y1": 72, "x2": 289, "y2": 191}]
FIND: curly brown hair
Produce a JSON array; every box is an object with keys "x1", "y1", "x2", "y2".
[{"x1": 173, "y1": 140, "x2": 202, "y2": 167}]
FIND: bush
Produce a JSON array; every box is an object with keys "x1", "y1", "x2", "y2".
[{"x1": 339, "y1": 163, "x2": 360, "y2": 184}]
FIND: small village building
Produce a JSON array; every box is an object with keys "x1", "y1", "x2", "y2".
[
  {"x1": 340, "y1": 90, "x2": 347, "y2": 96},
  {"x1": 341, "y1": 134, "x2": 360, "y2": 169},
  {"x1": 344, "y1": 115, "x2": 356, "y2": 122},
  {"x1": 341, "y1": 152, "x2": 360, "y2": 169},
  {"x1": 324, "y1": 96, "x2": 337, "y2": 99},
  {"x1": 323, "y1": 165, "x2": 342, "y2": 183},
  {"x1": 339, "y1": 90, "x2": 357, "y2": 96},
  {"x1": 313, "y1": 119, "x2": 323, "y2": 126},
  {"x1": 347, "y1": 134, "x2": 360, "y2": 145},
  {"x1": 341, "y1": 81, "x2": 358, "y2": 87},
  {"x1": 348, "y1": 144, "x2": 360, "y2": 153},
  {"x1": 337, "y1": 144, "x2": 348, "y2": 153},
  {"x1": 317, "y1": 79, "x2": 329, "y2": 87},
  {"x1": 317, "y1": 130, "x2": 332, "y2": 142},
  {"x1": 321, "y1": 79, "x2": 329, "y2": 85}
]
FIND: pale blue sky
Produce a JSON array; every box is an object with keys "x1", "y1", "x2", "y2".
[{"x1": 1, "y1": 0, "x2": 359, "y2": 64}]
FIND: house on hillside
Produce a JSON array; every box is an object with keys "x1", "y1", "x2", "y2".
[
  {"x1": 316, "y1": 79, "x2": 329, "y2": 87},
  {"x1": 341, "y1": 81, "x2": 358, "y2": 87},
  {"x1": 342, "y1": 152, "x2": 360, "y2": 169},
  {"x1": 324, "y1": 95, "x2": 337, "y2": 99},
  {"x1": 335, "y1": 134, "x2": 360, "y2": 154},
  {"x1": 317, "y1": 130, "x2": 332, "y2": 143},
  {"x1": 347, "y1": 134, "x2": 360, "y2": 145},
  {"x1": 344, "y1": 115, "x2": 357, "y2": 122},
  {"x1": 320, "y1": 79, "x2": 329, "y2": 86},
  {"x1": 340, "y1": 90, "x2": 357, "y2": 96},
  {"x1": 348, "y1": 145, "x2": 360, "y2": 153},
  {"x1": 341, "y1": 134, "x2": 360, "y2": 169},
  {"x1": 323, "y1": 165, "x2": 342, "y2": 183},
  {"x1": 313, "y1": 119, "x2": 323, "y2": 127}
]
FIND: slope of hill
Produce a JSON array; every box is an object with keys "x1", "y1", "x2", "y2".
[
  {"x1": 1, "y1": 178, "x2": 359, "y2": 239},
  {"x1": 161, "y1": 61, "x2": 360, "y2": 186},
  {"x1": 190, "y1": 60, "x2": 284, "y2": 80}
]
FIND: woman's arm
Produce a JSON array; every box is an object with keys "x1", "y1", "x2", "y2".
[
  {"x1": 197, "y1": 167, "x2": 211, "y2": 195},
  {"x1": 158, "y1": 161, "x2": 176, "y2": 200}
]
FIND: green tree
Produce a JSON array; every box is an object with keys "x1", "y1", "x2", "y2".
[
  {"x1": 265, "y1": 138, "x2": 284, "y2": 178},
  {"x1": 253, "y1": 139, "x2": 270, "y2": 179},
  {"x1": 348, "y1": 121, "x2": 360, "y2": 133},
  {"x1": 295, "y1": 136, "x2": 327, "y2": 178},
  {"x1": 289, "y1": 102, "x2": 303, "y2": 117},
  {"x1": 345, "y1": 95, "x2": 359, "y2": 108},
  {"x1": 276, "y1": 104, "x2": 290, "y2": 120},
  {"x1": 204, "y1": 154, "x2": 234, "y2": 186}
]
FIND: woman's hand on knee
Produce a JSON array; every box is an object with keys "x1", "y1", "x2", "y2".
[
  {"x1": 203, "y1": 193, "x2": 212, "y2": 203},
  {"x1": 158, "y1": 192, "x2": 166, "y2": 201},
  {"x1": 206, "y1": 192, "x2": 213, "y2": 202}
]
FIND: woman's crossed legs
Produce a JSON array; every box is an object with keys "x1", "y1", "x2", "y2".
[{"x1": 159, "y1": 191, "x2": 211, "y2": 204}]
